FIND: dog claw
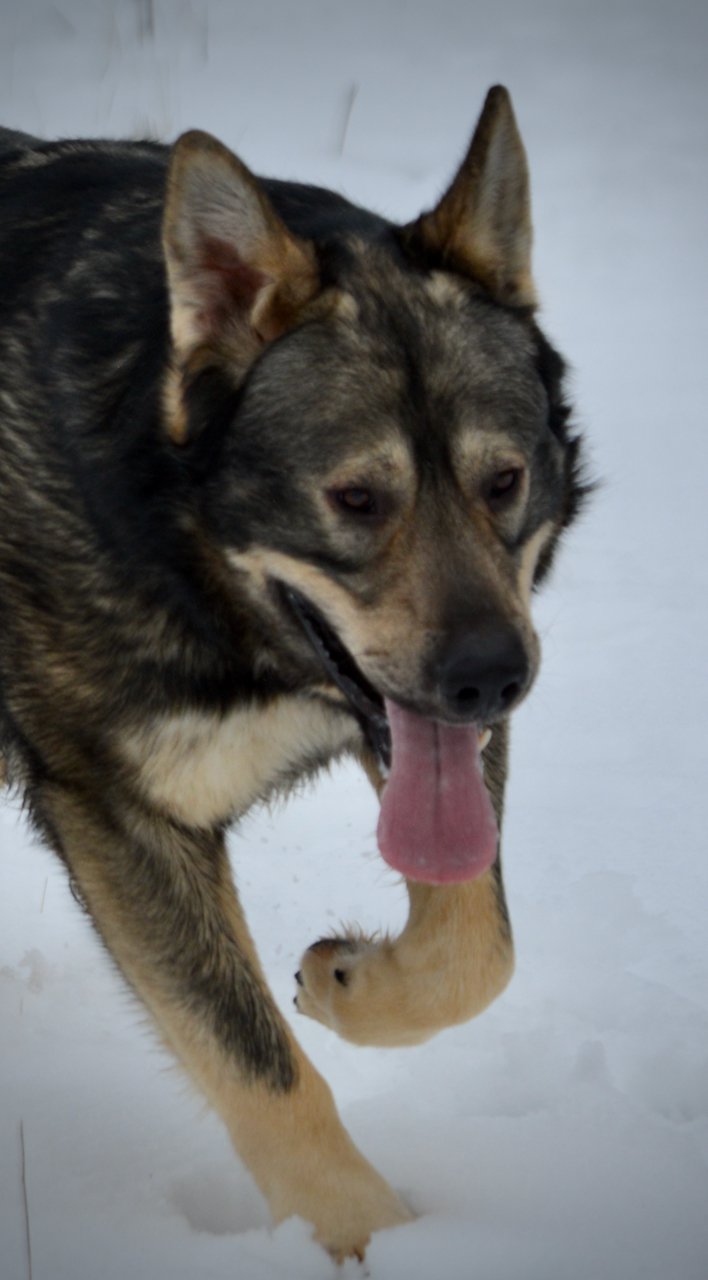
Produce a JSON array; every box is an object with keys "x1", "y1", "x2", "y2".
[{"x1": 294, "y1": 969, "x2": 304, "y2": 986}]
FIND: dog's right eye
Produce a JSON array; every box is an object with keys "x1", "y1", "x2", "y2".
[{"x1": 329, "y1": 488, "x2": 378, "y2": 516}]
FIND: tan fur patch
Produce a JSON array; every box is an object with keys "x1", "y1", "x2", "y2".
[
  {"x1": 226, "y1": 544, "x2": 403, "y2": 667},
  {"x1": 122, "y1": 696, "x2": 358, "y2": 826},
  {"x1": 451, "y1": 429, "x2": 527, "y2": 481},
  {"x1": 331, "y1": 288, "x2": 360, "y2": 323},
  {"x1": 322, "y1": 438, "x2": 414, "y2": 497},
  {"x1": 162, "y1": 363, "x2": 189, "y2": 445},
  {"x1": 424, "y1": 271, "x2": 467, "y2": 306},
  {"x1": 518, "y1": 519, "x2": 554, "y2": 602}
]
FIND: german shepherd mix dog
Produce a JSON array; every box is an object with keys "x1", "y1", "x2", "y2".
[{"x1": 0, "y1": 88, "x2": 585, "y2": 1257}]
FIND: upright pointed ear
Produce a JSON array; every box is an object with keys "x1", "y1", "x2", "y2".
[
  {"x1": 404, "y1": 86, "x2": 535, "y2": 307},
  {"x1": 163, "y1": 130, "x2": 319, "y2": 368}
]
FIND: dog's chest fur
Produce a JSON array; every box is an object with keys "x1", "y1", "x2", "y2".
[{"x1": 121, "y1": 695, "x2": 358, "y2": 827}]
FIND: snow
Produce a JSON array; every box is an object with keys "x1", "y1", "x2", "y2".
[{"x1": 1, "y1": 1, "x2": 707, "y2": 1277}]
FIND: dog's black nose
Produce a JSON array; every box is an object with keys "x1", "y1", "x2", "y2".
[{"x1": 437, "y1": 623, "x2": 529, "y2": 721}]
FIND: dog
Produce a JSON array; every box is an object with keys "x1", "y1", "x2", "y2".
[{"x1": 0, "y1": 87, "x2": 586, "y2": 1258}]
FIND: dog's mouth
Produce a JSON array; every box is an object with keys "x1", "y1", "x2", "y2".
[
  {"x1": 282, "y1": 586, "x2": 391, "y2": 768},
  {"x1": 282, "y1": 584, "x2": 499, "y2": 886}
]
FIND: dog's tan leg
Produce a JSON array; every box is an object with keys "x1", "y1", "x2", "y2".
[
  {"x1": 39, "y1": 783, "x2": 411, "y2": 1258},
  {"x1": 296, "y1": 724, "x2": 514, "y2": 1046}
]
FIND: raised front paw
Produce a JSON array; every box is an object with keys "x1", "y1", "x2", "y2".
[
  {"x1": 293, "y1": 883, "x2": 515, "y2": 1048},
  {"x1": 294, "y1": 931, "x2": 432, "y2": 1047}
]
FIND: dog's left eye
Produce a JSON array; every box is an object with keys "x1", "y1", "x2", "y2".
[
  {"x1": 329, "y1": 488, "x2": 378, "y2": 516},
  {"x1": 486, "y1": 467, "x2": 523, "y2": 509}
]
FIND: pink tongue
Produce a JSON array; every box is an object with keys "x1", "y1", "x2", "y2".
[{"x1": 376, "y1": 699, "x2": 498, "y2": 884}]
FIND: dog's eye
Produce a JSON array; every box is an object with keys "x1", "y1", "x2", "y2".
[
  {"x1": 486, "y1": 467, "x2": 523, "y2": 509},
  {"x1": 330, "y1": 488, "x2": 378, "y2": 516}
]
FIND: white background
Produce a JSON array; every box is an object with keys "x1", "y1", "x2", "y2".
[{"x1": 1, "y1": 2, "x2": 707, "y2": 1277}]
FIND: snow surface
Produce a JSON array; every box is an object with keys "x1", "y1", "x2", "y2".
[{"x1": 1, "y1": 1, "x2": 707, "y2": 1277}]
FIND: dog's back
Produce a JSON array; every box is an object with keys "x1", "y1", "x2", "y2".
[{"x1": 0, "y1": 125, "x2": 41, "y2": 154}]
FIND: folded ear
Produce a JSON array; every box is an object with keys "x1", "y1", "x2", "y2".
[
  {"x1": 404, "y1": 86, "x2": 535, "y2": 307},
  {"x1": 163, "y1": 130, "x2": 319, "y2": 366}
]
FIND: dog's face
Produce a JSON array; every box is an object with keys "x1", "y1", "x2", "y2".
[
  {"x1": 162, "y1": 88, "x2": 584, "y2": 766},
  {"x1": 201, "y1": 257, "x2": 574, "y2": 736}
]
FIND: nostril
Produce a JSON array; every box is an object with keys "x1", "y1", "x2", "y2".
[
  {"x1": 500, "y1": 681, "x2": 521, "y2": 708},
  {"x1": 457, "y1": 686, "x2": 480, "y2": 707}
]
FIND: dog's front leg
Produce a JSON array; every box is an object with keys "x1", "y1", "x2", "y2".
[
  {"x1": 39, "y1": 783, "x2": 410, "y2": 1258},
  {"x1": 295, "y1": 723, "x2": 515, "y2": 1046}
]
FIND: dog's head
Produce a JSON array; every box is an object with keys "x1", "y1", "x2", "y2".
[{"x1": 161, "y1": 87, "x2": 587, "y2": 882}]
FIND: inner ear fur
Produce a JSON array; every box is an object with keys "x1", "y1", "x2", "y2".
[
  {"x1": 403, "y1": 85, "x2": 536, "y2": 308},
  {"x1": 162, "y1": 129, "x2": 320, "y2": 373}
]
